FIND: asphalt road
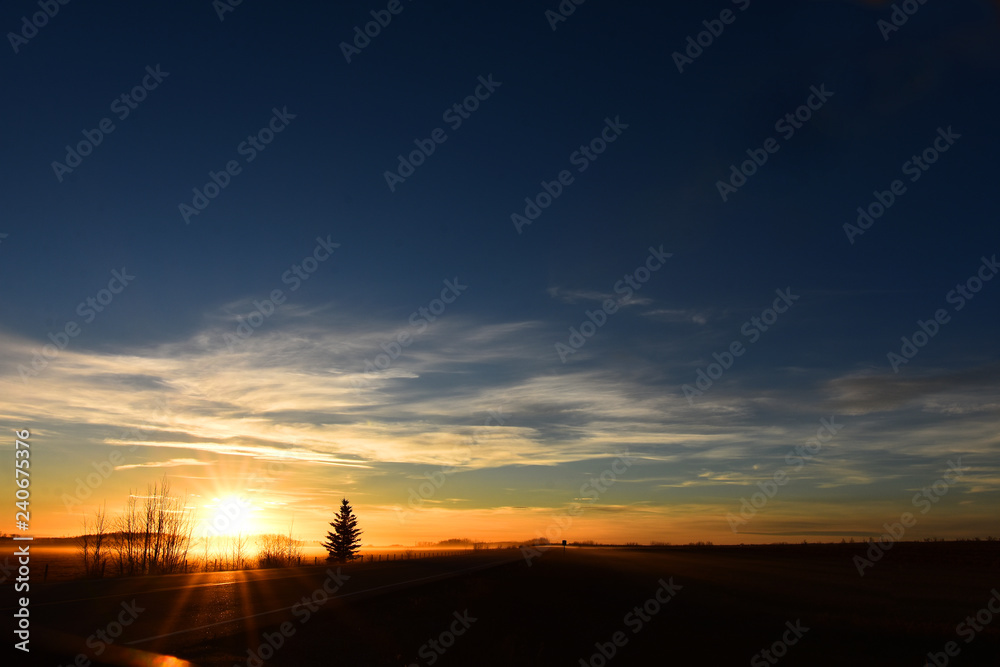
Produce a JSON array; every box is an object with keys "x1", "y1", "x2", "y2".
[
  {"x1": 12, "y1": 549, "x2": 524, "y2": 666},
  {"x1": 10, "y1": 543, "x2": 1000, "y2": 666}
]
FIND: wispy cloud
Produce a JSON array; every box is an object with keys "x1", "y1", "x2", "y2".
[
  {"x1": 114, "y1": 457, "x2": 212, "y2": 471},
  {"x1": 642, "y1": 309, "x2": 708, "y2": 325},
  {"x1": 546, "y1": 286, "x2": 652, "y2": 306},
  {"x1": 2, "y1": 304, "x2": 998, "y2": 541}
]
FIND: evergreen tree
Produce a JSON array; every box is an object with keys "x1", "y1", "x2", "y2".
[{"x1": 324, "y1": 498, "x2": 363, "y2": 563}]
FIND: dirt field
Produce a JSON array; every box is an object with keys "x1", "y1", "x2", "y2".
[
  {"x1": 13, "y1": 541, "x2": 1000, "y2": 665},
  {"x1": 221, "y1": 542, "x2": 999, "y2": 666},
  {"x1": 2, "y1": 544, "x2": 83, "y2": 582}
]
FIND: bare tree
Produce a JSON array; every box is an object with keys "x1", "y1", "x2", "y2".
[
  {"x1": 112, "y1": 493, "x2": 140, "y2": 575},
  {"x1": 101, "y1": 476, "x2": 194, "y2": 576},
  {"x1": 224, "y1": 533, "x2": 249, "y2": 570},
  {"x1": 200, "y1": 534, "x2": 211, "y2": 571},
  {"x1": 284, "y1": 519, "x2": 302, "y2": 565},
  {"x1": 256, "y1": 533, "x2": 285, "y2": 568},
  {"x1": 92, "y1": 503, "x2": 108, "y2": 577},
  {"x1": 255, "y1": 523, "x2": 303, "y2": 568},
  {"x1": 80, "y1": 520, "x2": 90, "y2": 575},
  {"x1": 80, "y1": 503, "x2": 109, "y2": 577}
]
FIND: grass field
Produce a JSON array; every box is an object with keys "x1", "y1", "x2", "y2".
[
  {"x1": 238, "y1": 542, "x2": 999, "y2": 666},
  {"x1": 17, "y1": 540, "x2": 999, "y2": 666},
  {"x1": 0, "y1": 538, "x2": 492, "y2": 583}
]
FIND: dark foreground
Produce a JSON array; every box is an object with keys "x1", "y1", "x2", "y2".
[{"x1": 13, "y1": 542, "x2": 1000, "y2": 666}]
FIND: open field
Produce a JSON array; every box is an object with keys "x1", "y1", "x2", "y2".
[
  {"x1": 0, "y1": 539, "x2": 483, "y2": 583},
  {"x1": 9, "y1": 542, "x2": 999, "y2": 665}
]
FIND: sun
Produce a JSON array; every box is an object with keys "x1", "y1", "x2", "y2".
[{"x1": 204, "y1": 494, "x2": 256, "y2": 537}]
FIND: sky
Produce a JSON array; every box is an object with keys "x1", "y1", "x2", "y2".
[{"x1": 1, "y1": 0, "x2": 998, "y2": 547}]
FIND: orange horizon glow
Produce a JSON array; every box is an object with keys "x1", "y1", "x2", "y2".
[
  {"x1": 2, "y1": 323, "x2": 996, "y2": 551},
  {"x1": 22, "y1": 473, "x2": 997, "y2": 548}
]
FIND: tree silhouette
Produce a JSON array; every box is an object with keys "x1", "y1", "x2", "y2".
[{"x1": 324, "y1": 498, "x2": 363, "y2": 563}]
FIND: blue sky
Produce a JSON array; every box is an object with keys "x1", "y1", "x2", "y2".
[{"x1": 1, "y1": 0, "x2": 998, "y2": 543}]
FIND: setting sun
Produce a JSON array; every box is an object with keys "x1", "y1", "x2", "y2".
[{"x1": 202, "y1": 495, "x2": 256, "y2": 537}]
